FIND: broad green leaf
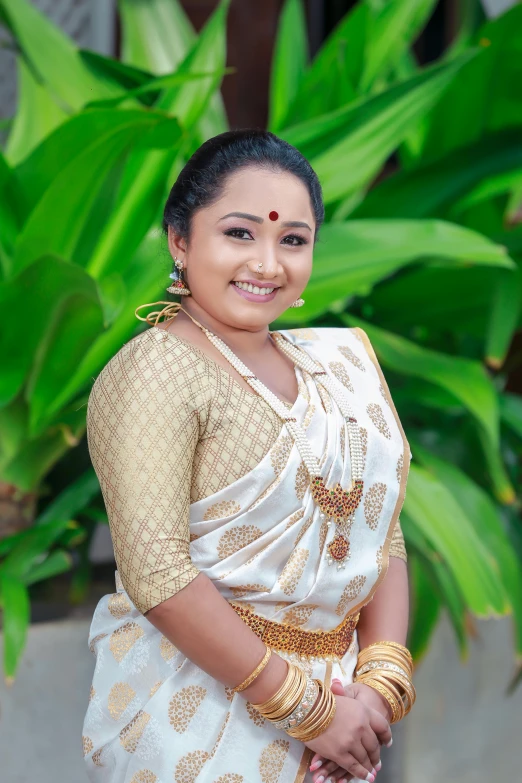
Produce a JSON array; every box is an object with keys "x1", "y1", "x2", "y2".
[
  {"x1": 485, "y1": 263, "x2": 521, "y2": 369},
  {"x1": 119, "y1": 0, "x2": 228, "y2": 140},
  {"x1": 35, "y1": 469, "x2": 100, "y2": 528},
  {"x1": 411, "y1": 443, "x2": 522, "y2": 656},
  {"x1": 4, "y1": 58, "x2": 68, "y2": 166},
  {"x1": 356, "y1": 131, "x2": 522, "y2": 218},
  {"x1": 0, "y1": 151, "x2": 23, "y2": 269},
  {"x1": 23, "y1": 550, "x2": 73, "y2": 586},
  {"x1": 407, "y1": 552, "x2": 441, "y2": 662},
  {"x1": 87, "y1": 67, "x2": 232, "y2": 110},
  {"x1": 87, "y1": 2, "x2": 229, "y2": 280},
  {"x1": 419, "y1": 7, "x2": 522, "y2": 164},
  {"x1": 341, "y1": 315, "x2": 501, "y2": 450},
  {"x1": 360, "y1": 0, "x2": 438, "y2": 92},
  {"x1": 0, "y1": 256, "x2": 104, "y2": 427},
  {"x1": 275, "y1": 218, "x2": 514, "y2": 323},
  {"x1": 1, "y1": 520, "x2": 71, "y2": 578},
  {"x1": 282, "y1": 54, "x2": 476, "y2": 204},
  {"x1": 269, "y1": 0, "x2": 309, "y2": 131},
  {"x1": 0, "y1": 574, "x2": 30, "y2": 682},
  {"x1": 403, "y1": 464, "x2": 509, "y2": 617},
  {"x1": 13, "y1": 110, "x2": 181, "y2": 275},
  {"x1": 43, "y1": 232, "x2": 165, "y2": 415},
  {"x1": 0, "y1": 0, "x2": 118, "y2": 112},
  {"x1": 286, "y1": 3, "x2": 368, "y2": 123},
  {"x1": 500, "y1": 392, "x2": 522, "y2": 440},
  {"x1": 14, "y1": 109, "x2": 164, "y2": 216}
]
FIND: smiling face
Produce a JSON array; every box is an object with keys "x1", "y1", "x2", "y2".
[{"x1": 167, "y1": 165, "x2": 315, "y2": 332}]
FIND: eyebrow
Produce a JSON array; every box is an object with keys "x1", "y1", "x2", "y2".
[{"x1": 219, "y1": 211, "x2": 312, "y2": 232}]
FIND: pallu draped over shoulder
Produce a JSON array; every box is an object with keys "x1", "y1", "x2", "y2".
[{"x1": 82, "y1": 323, "x2": 411, "y2": 783}]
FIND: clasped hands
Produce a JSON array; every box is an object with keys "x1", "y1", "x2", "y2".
[{"x1": 305, "y1": 680, "x2": 394, "y2": 783}]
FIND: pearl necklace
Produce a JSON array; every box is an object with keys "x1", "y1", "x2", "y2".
[{"x1": 155, "y1": 304, "x2": 365, "y2": 568}]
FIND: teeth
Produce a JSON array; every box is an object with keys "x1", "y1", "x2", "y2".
[{"x1": 233, "y1": 282, "x2": 275, "y2": 296}]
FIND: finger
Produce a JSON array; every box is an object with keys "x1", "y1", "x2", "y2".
[
  {"x1": 312, "y1": 759, "x2": 339, "y2": 782},
  {"x1": 361, "y1": 725, "x2": 381, "y2": 769},
  {"x1": 348, "y1": 740, "x2": 375, "y2": 777},
  {"x1": 327, "y1": 767, "x2": 351, "y2": 782},
  {"x1": 309, "y1": 755, "x2": 324, "y2": 772},
  {"x1": 368, "y1": 706, "x2": 393, "y2": 747},
  {"x1": 340, "y1": 753, "x2": 376, "y2": 783}
]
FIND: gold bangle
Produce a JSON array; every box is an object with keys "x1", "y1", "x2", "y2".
[
  {"x1": 360, "y1": 676, "x2": 403, "y2": 723},
  {"x1": 288, "y1": 682, "x2": 336, "y2": 741},
  {"x1": 362, "y1": 641, "x2": 413, "y2": 664},
  {"x1": 231, "y1": 646, "x2": 272, "y2": 693}
]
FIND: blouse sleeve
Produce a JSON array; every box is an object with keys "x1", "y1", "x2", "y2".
[
  {"x1": 389, "y1": 517, "x2": 407, "y2": 562},
  {"x1": 86, "y1": 329, "x2": 211, "y2": 615}
]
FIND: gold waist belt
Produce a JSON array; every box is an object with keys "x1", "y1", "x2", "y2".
[{"x1": 229, "y1": 602, "x2": 360, "y2": 661}]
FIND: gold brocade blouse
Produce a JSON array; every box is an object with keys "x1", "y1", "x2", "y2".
[{"x1": 86, "y1": 326, "x2": 407, "y2": 614}]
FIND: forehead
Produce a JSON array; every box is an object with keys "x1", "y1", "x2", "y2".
[{"x1": 214, "y1": 166, "x2": 314, "y2": 215}]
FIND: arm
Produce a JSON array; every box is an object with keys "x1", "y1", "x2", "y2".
[{"x1": 86, "y1": 331, "x2": 289, "y2": 704}]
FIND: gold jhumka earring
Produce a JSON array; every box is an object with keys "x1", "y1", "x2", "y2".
[{"x1": 166, "y1": 256, "x2": 191, "y2": 296}]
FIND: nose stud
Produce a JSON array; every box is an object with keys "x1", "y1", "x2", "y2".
[{"x1": 257, "y1": 262, "x2": 263, "y2": 272}]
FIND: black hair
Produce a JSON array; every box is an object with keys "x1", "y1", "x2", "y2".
[{"x1": 162, "y1": 128, "x2": 324, "y2": 244}]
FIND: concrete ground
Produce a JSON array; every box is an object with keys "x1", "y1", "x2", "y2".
[{"x1": 0, "y1": 611, "x2": 520, "y2": 782}]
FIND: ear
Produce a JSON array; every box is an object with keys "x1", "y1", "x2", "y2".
[{"x1": 167, "y1": 225, "x2": 187, "y2": 261}]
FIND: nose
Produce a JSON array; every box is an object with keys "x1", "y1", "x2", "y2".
[{"x1": 256, "y1": 246, "x2": 281, "y2": 279}]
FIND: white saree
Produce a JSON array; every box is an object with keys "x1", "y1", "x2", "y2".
[{"x1": 82, "y1": 325, "x2": 411, "y2": 783}]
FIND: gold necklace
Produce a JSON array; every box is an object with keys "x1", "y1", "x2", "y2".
[{"x1": 135, "y1": 302, "x2": 365, "y2": 568}]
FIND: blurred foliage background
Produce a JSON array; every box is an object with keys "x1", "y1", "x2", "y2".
[{"x1": 0, "y1": 0, "x2": 521, "y2": 686}]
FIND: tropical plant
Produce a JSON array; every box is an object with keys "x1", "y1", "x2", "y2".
[{"x1": 0, "y1": 0, "x2": 521, "y2": 687}]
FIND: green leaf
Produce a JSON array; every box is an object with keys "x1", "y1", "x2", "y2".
[
  {"x1": 407, "y1": 552, "x2": 441, "y2": 662},
  {"x1": 360, "y1": 0, "x2": 438, "y2": 92},
  {"x1": 23, "y1": 550, "x2": 73, "y2": 586},
  {"x1": 276, "y1": 218, "x2": 514, "y2": 323},
  {"x1": 500, "y1": 392, "x2": 522, "y2": 440},
  {"x1": 282, "y1": 53, "x2": 476, "y2": 204},
  {"x1": 485, "y1": 263, "x2": 522, "y2": 369},
  {"x1": 0, "y1": 0, "x2": 118, "y2": 112},
  {"x1": 0, "y1": 574, "x2": 30, "y2": 682},
  {"x1": 403, "y1": 463, "x2": 509, "y2": 617},
  {"x1": 418, "y1": 7, "x2": 522, "y2": 164},
  {"x1": 411, "y1": 443, "x2": 522, "y2": 656},
  {"x1": 356, "y1": 131, "x2": 522, "y2": 218},
  {"x1": 13, "y1": 110, "x2": 181, "y2": 275},
  {"x1": 0, "y1": 256, "x2": 103, "y2": 430},
  {"x1": 35, "y1": 469, "x2": 100, "y2": 528},
  {"x1": 119, "y1": 0, "x2": 228, "y2": 140},
  {"x1": 269, "y1": 0, "x2": 309, "y2": 131},
  {"x1": 41, "y1": 232, "x2": 165, "y2": 415},
  {"x1": 285, "y1": 3, "x2": 367, "y2": 123},
  {"x1": 342, "y1": 315, "x2": 501, "y2": 451},
  {"x1": 4, "y1": 58, "x2": 68, "y2": 166}
]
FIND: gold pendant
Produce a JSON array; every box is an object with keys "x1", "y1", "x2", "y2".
[
  {"x1": 311, "y1": 476, "x2": 364, "y2": 520},
  {"x1": 326, "y1": 533, "x2": 350, "y2": 568}
]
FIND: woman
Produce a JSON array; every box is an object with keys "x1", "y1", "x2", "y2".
[{"x1": 82, "y1": 129, "x2": 414, "y2": 783}]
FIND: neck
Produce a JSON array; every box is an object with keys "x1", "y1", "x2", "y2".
[{"x1": 180, "y1": 299, "x2": 275, "y2": 358}]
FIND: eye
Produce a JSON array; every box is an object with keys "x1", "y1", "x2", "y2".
[
  {"x1": 282, "y1": 234, "x2": 308, "y2": 246},
  {"x1": 224, "y1": 227, "x2": 254, "y2": 240}
]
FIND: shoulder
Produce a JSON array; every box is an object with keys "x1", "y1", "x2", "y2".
[{"x1": 87, "y1": 327, "x2": 215, "y2": 421}]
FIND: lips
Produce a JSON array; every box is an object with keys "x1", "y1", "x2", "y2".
[{"x1": 230, "y1": 281, "x2": 278, "y2": 303}]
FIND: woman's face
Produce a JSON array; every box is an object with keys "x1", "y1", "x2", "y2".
[{"x1": 168, "y1": 165, "x2": 315, "y2": 331}]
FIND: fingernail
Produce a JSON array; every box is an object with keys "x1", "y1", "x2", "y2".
[
  {"x1": 386, "y1": 737, "x2": 393, "y2": 747},
  {"x1": 365, "y1": 775, "x2": 375, "y2": 783},
  {"x1": 371, "y1": 769, "x2": 376, "y2": 776},
  {"x1": 332, "y1": 678, "x2": 342, "y2": 684},
  {"x1": 375, "y1": 761, "x2": 382, "y2": 771},
  {"x1": 316, "y1": 777, "x2": 325, "y2": 783},
  {"x1": 310, "y1": 761, "x2": 322, "y2": 771},
  {"x1": 340, "y1": 779, "x2": 348, "y2": 783}
]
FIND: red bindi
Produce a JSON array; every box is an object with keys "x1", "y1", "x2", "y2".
[{"x1": 269, "y1": 210, "x2": 279, "y2": 221}]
